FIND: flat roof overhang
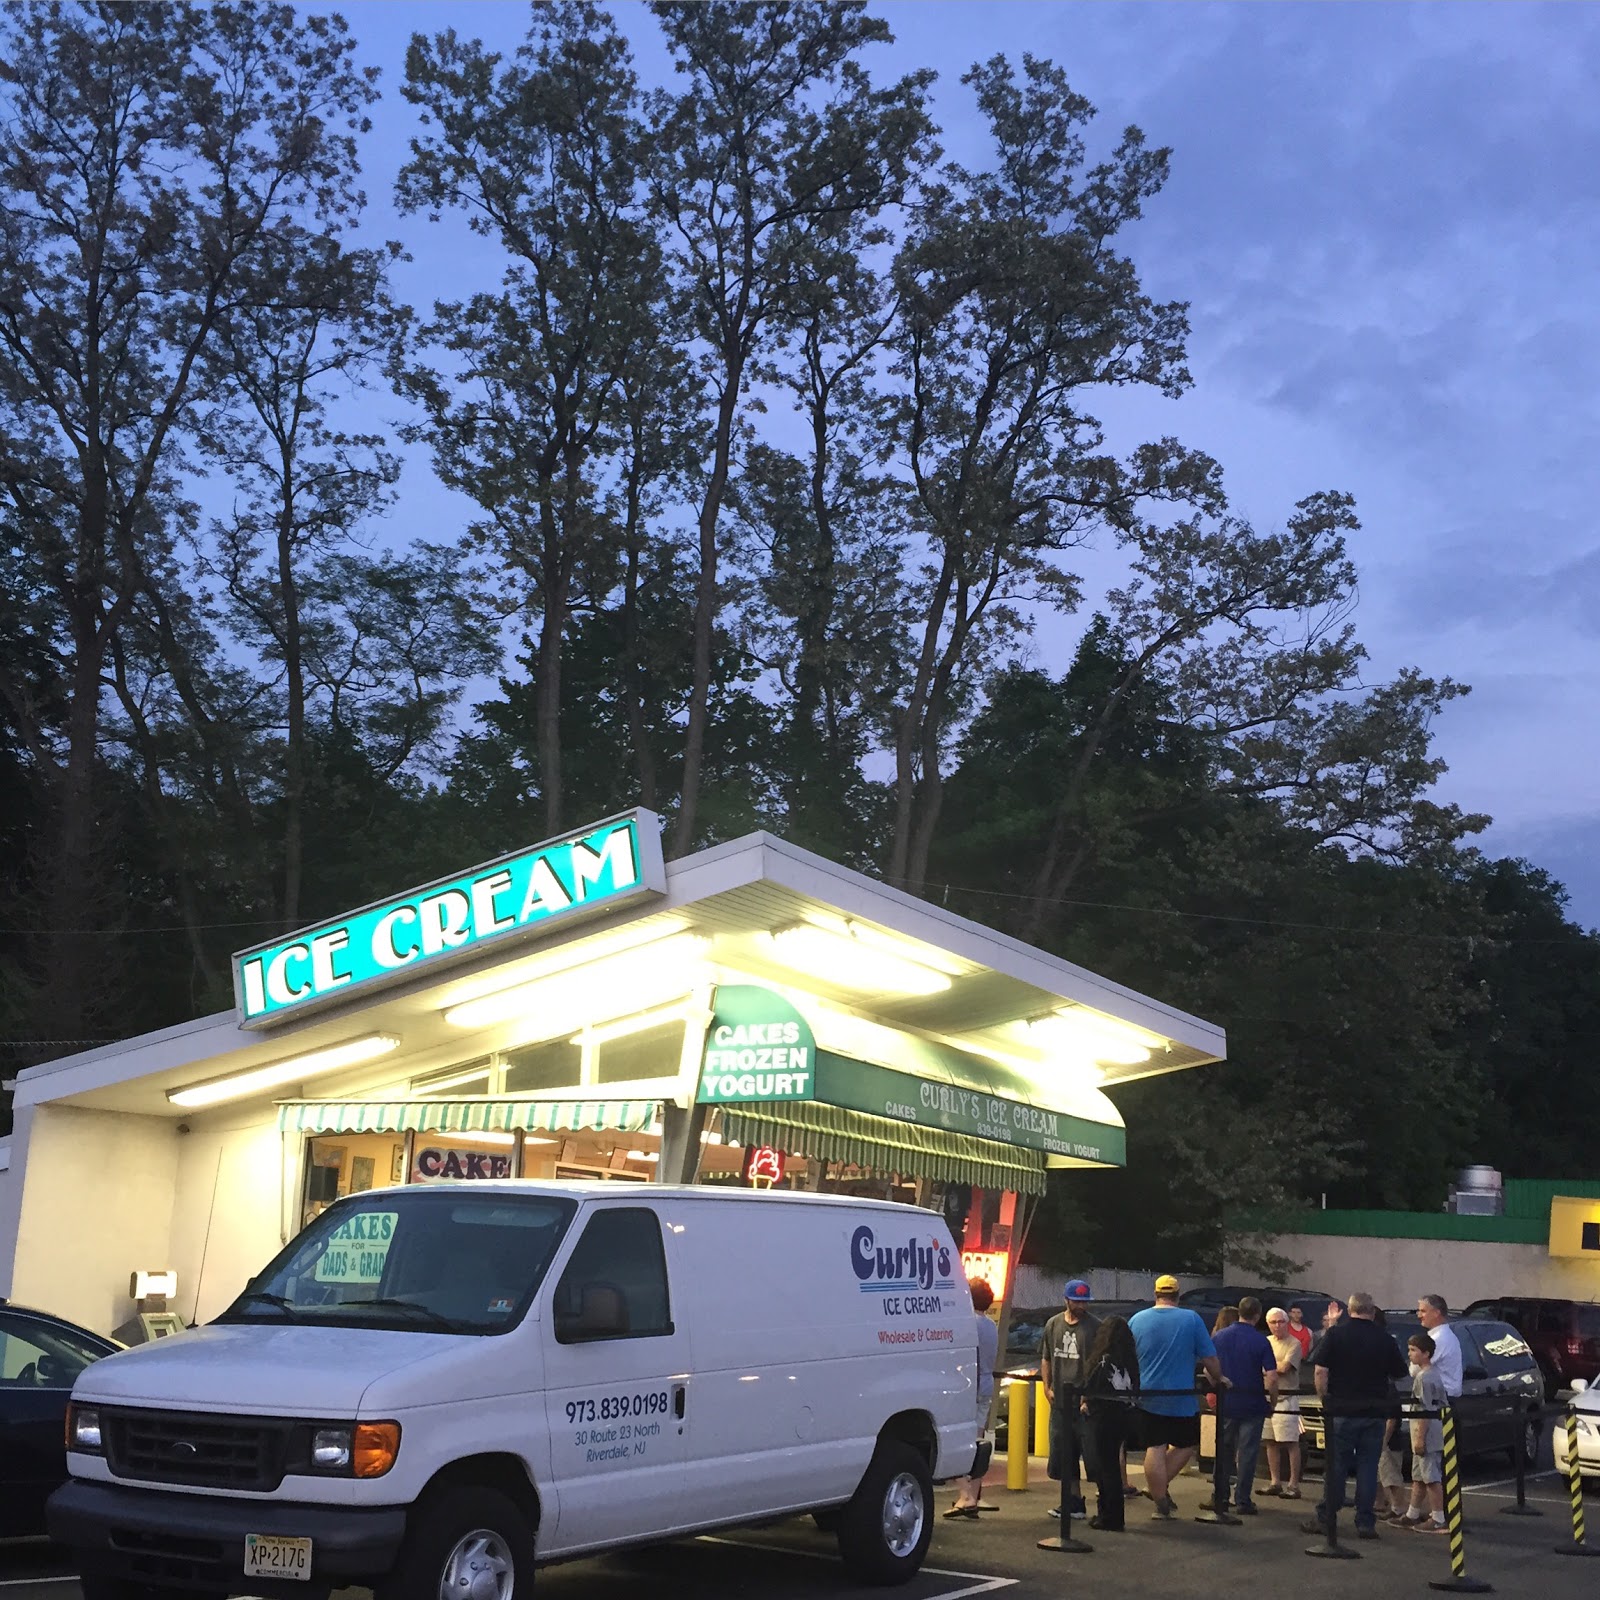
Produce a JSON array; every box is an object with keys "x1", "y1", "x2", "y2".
[{"x1": 11, "y1": 831, "x2": 1224, "y2": 1125}]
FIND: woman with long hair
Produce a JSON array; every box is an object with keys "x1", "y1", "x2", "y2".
[
  {"x1": 945, "y1": 1278, "x2": 999, "y2": 1516},
  {"x1": 1082, "y1": 1314, "x2": 1140, "y2": 1530}
]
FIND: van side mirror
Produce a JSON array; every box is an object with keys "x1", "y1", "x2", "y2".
[
  {"x1": 556, "y1": 1282, "x2": 631, "y2": 1343},
  {"x1": 1571, "y1": 1378, "x2": 1589, "y2": 1393}
]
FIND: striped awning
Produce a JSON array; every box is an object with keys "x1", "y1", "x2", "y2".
[
  {"x1": 720, "y1": 1102, "x2": 1047, "y2": 1195},
  {"x1": 276, "y1": 1098, "x2": 657, "y2": 1137}
]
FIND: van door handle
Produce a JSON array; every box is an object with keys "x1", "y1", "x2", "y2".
[{"x1": 674, "y1": 1384, "x2": 686, "y2": 1419}]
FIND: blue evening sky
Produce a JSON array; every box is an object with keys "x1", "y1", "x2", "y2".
[{"x1": 334, "y1": 1, "x2": 1600, "y2": 925}]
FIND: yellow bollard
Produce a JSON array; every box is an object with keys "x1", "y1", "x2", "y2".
[
  {"x1": 1034, "y1": 1379, "x2": 1051, "y2": 1458},
  {"x1": 1007, "y1": 1380, "x2": 1030, "y2": 1490}
]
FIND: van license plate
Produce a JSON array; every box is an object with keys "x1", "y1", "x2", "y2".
[{"x1": 244, "y1": 1534, "x2": 312, "y2": 1580}]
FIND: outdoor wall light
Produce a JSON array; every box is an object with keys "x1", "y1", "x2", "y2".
[
  {"x1": 167, "y1": 1033, "x2": 401, "y2": 1109},
  {"x1": 442, "y1": 932, "x2": 711, "y2": 1031},
  {"x1": 766, "y1": 922, "x2": 953, "y2": 996}
]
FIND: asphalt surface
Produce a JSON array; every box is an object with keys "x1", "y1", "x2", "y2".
[{"x1": 3, "y1": 1430, "x2": 1594, "y2": 1600}]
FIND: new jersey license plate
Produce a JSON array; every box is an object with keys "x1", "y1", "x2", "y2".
[{"x1": 244, "y1": 1534, "x2": 312, "y2": 1581}]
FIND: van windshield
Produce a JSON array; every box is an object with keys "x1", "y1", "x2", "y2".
[{"x1": 217, "y1": 1192, "x2": 577, "y2": 1335}]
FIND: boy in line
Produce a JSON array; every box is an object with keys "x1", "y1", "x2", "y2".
[{"x1": 1401, "y1": 1330, "x2": 1447, "y2": 1532}]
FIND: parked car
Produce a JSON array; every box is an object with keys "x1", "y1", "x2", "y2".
[
  {"x1": 1299, "y1": 1315, "x2": 1542, "y2": 1471},
  {"x1": 1550, "y1": 1378, "x2": 1598, "y2": 1482},
  {"x1": 1179, "y1": 1284, "x2": 1334, "y2": 1329},
  {"x1": 1463, "y1": 1297, "x2": 1600, "y2": 1401},
  {"x1": 0, "y1": 1300, "x2": 121, "y2": 1537}
]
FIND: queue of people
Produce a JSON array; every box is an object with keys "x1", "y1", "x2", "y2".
[{"x1": 951, "y1": 1271, "x2": 1470, "y2": 1537}]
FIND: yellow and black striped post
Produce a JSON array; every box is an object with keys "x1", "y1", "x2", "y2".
[
  {"x1": 1554, "y1": 1403, "x2": 1600, "y2": 1559},
  {"x1": 1429, "y1": 1404, "x2": 1491, "y2": 1593}
]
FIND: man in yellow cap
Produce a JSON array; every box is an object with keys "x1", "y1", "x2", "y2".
[{"x1": 1129, "y1": 1274, "x2": 1225, "y2": 1518}]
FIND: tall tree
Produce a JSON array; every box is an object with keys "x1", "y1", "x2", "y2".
[
  {"x1": 884, "y1": 53, "x2": 1205, "y2": 889},
  {"x1": 200, "y1": 233, "x2": 403, "y2": 928},
  {"x1": 398, "y1": 2, "x2": 673, "y2": 835},
  {"x1": 728, "y1": 241, "x2": 912, "y2": 860},
  {"x1": 0, "y1": 0, "x2": 378, "y2": 1038},
  {"x1": 646, "y1": 0, "x2": 934, "y2": 855}
]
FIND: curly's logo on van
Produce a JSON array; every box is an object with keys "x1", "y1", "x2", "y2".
[{"x1": 849, "y1": 1225, "x2": 955, "y2": 1292}]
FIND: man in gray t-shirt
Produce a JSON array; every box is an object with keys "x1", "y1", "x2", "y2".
[{"x1": 1040, "y1": 1279, "x2": 1101, "y2": 1511}]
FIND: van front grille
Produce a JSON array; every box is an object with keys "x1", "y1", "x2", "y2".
[{"x1": 104, "y1": 1407, "x2": 289, "y2": 1491}]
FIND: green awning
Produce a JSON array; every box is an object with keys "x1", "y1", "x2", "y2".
[
  {"x1": 276, "y1": 1098, "x2": 657, "y2": 1137},
  {"x1": 720, "y1": 1102, "x2": 1047, "y2": 1195}
]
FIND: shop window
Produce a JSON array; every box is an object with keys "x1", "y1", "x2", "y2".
[
  {"x1": 595, "y1": 1020, "x2": 685, "y2": 1085},
  {"x1": 552, "y1": 1207, "x2": 673, "y2": 1341},
  {"x1": 503, "y1": 1037, "x2": 581, "y2": 1095},
  {"x1": 303, "y1": 1134, "x2": 407, "y2": 1226},
  {"x1": 411, "y1": 1060, "x2": 493, "y2": 1097}
]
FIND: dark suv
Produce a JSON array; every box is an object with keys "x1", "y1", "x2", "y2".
[
  {"x1": 1299, "y1": 1315, "x2": 1542, "y2": 1470},
  {"x1": 1463, "y1": 1297, "x2": 1600, "y2": 1400}
]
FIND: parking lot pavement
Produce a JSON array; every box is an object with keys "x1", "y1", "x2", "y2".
[{"x1": 4, "y1": 1452, "x2": 1597, "y2": 1600}]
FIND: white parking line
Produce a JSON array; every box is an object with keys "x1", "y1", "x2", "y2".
[
  {"x1": 1460, "y1": 1469, "x2": 1561, "y2": 1493},
  {"x1": 696, "y1": 1536, "x2": 1018, "y2": 1597}
]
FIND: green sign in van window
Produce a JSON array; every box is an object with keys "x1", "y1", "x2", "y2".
[{"x1": 233, "y1": 812, "x2": 665, "y2": 1027}]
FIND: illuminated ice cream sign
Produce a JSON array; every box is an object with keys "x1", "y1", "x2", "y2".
[{"x1": 233, "y1": 811, "x2": 664, "y2": 1026}]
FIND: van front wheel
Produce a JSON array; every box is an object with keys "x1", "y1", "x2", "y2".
[
  {"x1": 836, "y1": 1440, "x2": 933, "y2": 1586},
  {"x1": 379, "y1": 1486, "x2": 535, "y2": 1600}
]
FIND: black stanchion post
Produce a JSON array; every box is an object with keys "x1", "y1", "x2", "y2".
[
  {"x1": 1196, "y1": 1404, "x2": 1241, "y2": 1525},
  {"x1": 1500, "y1": 1396, "x2": 1541, "y2": 1518},
  {"x1": 1554, "y1": 1402, "x2": 1600, "y2": 1559},
  {"x1": 1037, "y1": 1454, "x2": 1093, "y2": 1554},
  {"x1": 1305, "y1": 1414, "x2": 1360, "y2": 1560},
  {"x1": 1430, "y1": 1404, "x2": 1492, "y2": 1593}
]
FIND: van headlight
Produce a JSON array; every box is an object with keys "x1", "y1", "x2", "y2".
[
  {"x1": 302, "y1": 1421, "x2": 400, "y2": 1478},
  {"x1": 67, "y1": 1403, "x2": 103, "y2": 1453}
]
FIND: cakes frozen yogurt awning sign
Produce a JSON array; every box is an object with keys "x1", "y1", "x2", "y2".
[{"x1": 233, "y1": 811, "x2": 665, "y2": 1027}]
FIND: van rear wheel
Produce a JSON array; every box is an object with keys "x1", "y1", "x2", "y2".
[
  {"x1": 379, "y1": 1485, "x2": 535, "y2": 1600},
  {"x1": 836, "y1": 1439, "x2": 933, "y2": 1586}
]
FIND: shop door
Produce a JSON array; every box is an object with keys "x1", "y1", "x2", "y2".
[{"x1": 539, "y1": 1205, "x2": 691, "y2": 1554}]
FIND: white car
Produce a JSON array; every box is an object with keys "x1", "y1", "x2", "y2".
[{"x1": 1551, "y1": 1377, "x2": 1600, "y2": 1480}]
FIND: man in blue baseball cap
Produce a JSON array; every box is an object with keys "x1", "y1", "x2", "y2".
[{"x1": 1041, "y1": 1277, "x2": 1100, "y2": 1517}]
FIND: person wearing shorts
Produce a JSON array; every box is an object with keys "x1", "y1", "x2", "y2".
[
  {"x1": 1401, "y1": 1331, "x2": 1448, "y2": 1533},
  {"x1": 1262, "y1": 1307, "x2": 1304, "y2": 1497},
  {"x1": 1129, "y1": 1275, "x2": 1223, "y2": 1518}
]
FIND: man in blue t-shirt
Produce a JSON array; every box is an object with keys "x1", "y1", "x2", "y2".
[
  {"x1": 1129, "y1": 1275, "x2": 1224, "y2": 1518},
  {"x1": 1211, "y1": 1297, "x2": 1278, "y2": 1514}
]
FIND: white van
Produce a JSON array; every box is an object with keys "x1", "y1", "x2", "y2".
[{"x1": 48, "y1": 1182, "x2": 978, "y2": 1598}]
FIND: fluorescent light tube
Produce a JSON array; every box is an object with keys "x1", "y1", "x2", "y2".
[
  {"x1": 1025, "y1": 1010, "x2": 1161, "y2": 1065},
  {"x1": 443, "y1": 933, "x2": 710, "y2": 1031},
  {"x1": 766, "y1": 924, "x2": 951, "y2": 996},
  {"x1": 168, "y1": 1034, "x2": 401, "y2": 1109}
]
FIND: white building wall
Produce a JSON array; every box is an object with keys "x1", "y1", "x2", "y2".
[
  {"x1": 1241, "y1": 1232, "x2": 1600, "y2": 1312},
  {"x1": 9, "y1": 1104, "x2": 177, "y2": 1335},
  {"x1": 167, "y1": 1108, "x2": 288, "y2": 1326},
  {"x1": 0, "y1": 1130, "x2": 15, "y2": 1299}
]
